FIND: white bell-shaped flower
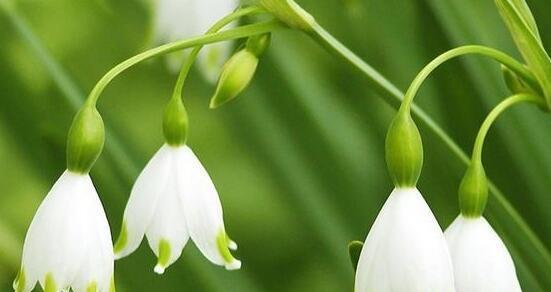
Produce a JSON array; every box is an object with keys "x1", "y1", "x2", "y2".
[
  {"x1": 14, "y1": 171, "x2": 114, "y2": 292},
  {"x1": 114, "y1": 144, "x2": 240, "y2": 273},
  {"x1": 154, "y1": 0, "x2": 238, "y2": 82},
  {"x1": 445, "y1": 215, "x2": 521, "y2": 292},
  {"x1": 355, "y1": 187, "x2": 455, "y2": 292}
]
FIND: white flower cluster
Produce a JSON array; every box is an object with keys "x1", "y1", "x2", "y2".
[{"x1": 354, "y1": 187, "x2": 521, "y2": 292}]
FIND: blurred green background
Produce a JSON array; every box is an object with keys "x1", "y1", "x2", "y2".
[{"x1": 0, "y1": 0, "x2": 550, "y2": 291}]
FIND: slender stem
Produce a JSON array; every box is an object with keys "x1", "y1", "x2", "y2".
[
  {"x1": 1, "y1": 4, "x2": 262, "y2": 290},
  {"x1": 86, "y1": 20, "x2": 282, "y2": 107},
  {"x1": 400, "y1": 45, "x2": 540, "y2": 113},
  {"x1": 308, "y1": 21, "x2": 551, "y2": 268},
  {"x1": 172, "y1": 6, "x2": 267, "y2": 100},
  {"x1": 472, "y1": 94, "x2": 544, "y2": 162},
  {"x1": 308, "y1": 22, "x2": 403, "y2": 107}
]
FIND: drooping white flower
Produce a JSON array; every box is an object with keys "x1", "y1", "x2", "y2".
[
  {"x1": 14, "y1": 171, "x2": 114, "y2": 292},
  {"x1": 445, "y1": 215, "x2": 521, "y2": 292},
  {"x1": 114, "y1": 144, "x2": 240, "y2": 273},
  {"x1": 154, "y1": 0, "x2": 238, "y2": 82},
  {"x1": 355, "y1": 187, "x2": 455, "y2": 292}
]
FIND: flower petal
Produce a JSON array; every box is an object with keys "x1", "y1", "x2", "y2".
[
  {"x1": 354, "y1": 187, "x2": 454, "y2": 292},
  {"x1": 115, "y1": 145, "x2": 172, "y2": 259},
  {"x1": 153, "y1": 0, "x2": 237, "y2": 80},
  {"x1": 20, "y1": 171, "x2": 93, "y2": 291},
  {"x1": 72, "y1": 176, "x2": 114, "y2": 292},
  {"x1": 445, "y1": 215, "x2": 521, "y2": 292},
  {"x1": 145, "y1": 147, "x2": 189, "y2": 273},
  {"x1": 176, "y1": 146, "x2": 241, "y2": 270},
  {"x1": 154, "y1": 0, "x2": 198, "y2": 44}
]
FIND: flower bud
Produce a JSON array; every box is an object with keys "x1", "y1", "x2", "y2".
[
  {"x1": 458, "y1": 161, "x2": 488, "y2": 218},
  {"x1": 209, "y1": 50, "x2": 258, "y2": 109},
  {"x1": 66, "y1": 106, "x2": 105, "y2": 174},
  {"x1": 163, "y1": 98, "x2": 189, "y2": 146},
  {"x1": 385, "y1": 111, "x2": 424, "y2": 187},
  {"x1": 209, "y1": 34, "x2": 271, "y2": 109}
]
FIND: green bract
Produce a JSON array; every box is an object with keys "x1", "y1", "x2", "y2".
[
  {"x1": 458, "y1": 161, "x2": 489, "y2": 218},
  {"x1": 163, "y1": 98, "x2": 189, "y2": 146},
  {"x1": 385, "y1": 111, "x2": 423, "y2": 188},
  {"x1": 66, "y1": 106, "x2": 105, "y2": 174},
  {"x1": 495, "y1": 0, "x2": 551, "y2": 109},
  {"x1": 259, "y1": 0, "x2": 315, "y2": 31}
]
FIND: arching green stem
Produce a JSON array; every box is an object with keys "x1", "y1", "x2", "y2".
[
  {"x1": 85, "y1": 20, "x2": 282, "y2": 107},
  {"x1": 171, "y1": 6, "x2": 267, "y2": 101},
  {"x1": 459, "y1": 93, "x2": 544, "y2": 217},
  {"x1": 471, "y1": 93, "x2": 544, "y2": 163},
  {"x1": 400, "y1": 45, "x2": 539, "y2": 113},
  {"x1": 307, "y1": 20, "x2": 551, "y2": 268}
]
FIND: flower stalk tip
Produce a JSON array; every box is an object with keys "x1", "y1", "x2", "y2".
[
  {"x1": 385, "y1": 111, "x2": 424, "y2": 188},
  {"x1": 163, "y1": 98, "x2": 189, "y2": 146},
  {"x1": 458, "y1": 161, "x2": 488, "y2": 218},
  {"x1": 66, "y1": 106, "x2": 105, "y2": 174}
]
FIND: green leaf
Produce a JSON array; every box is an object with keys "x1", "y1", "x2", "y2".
[
  {"x1": 495, "y1": 0, "x2": 551, "y2": 108},
  {"x1": 507, "y1": 0, "x2": 541, "y2": 40}
]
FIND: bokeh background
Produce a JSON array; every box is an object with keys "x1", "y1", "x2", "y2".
[{"x1": 0, "y1": 0, "x2": 550, "y2": 291}]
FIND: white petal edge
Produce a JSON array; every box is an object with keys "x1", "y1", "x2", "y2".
[
  {"x1": 115, "y1": 145, "x2": 172, "y2": 260},
  {"x1": 175, "y1": 146, "x2": 241, "y2": 270},
  {"x1": 445, "y1": 215, "x2": 521, "y2": 292},
  {"x1": 354, "y1": 187, "x2": 455, "y2": 292}
]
